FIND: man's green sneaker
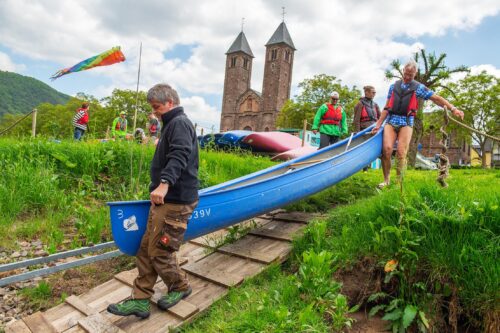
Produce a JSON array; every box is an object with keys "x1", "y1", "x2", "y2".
[
  {"x1": 157, "y1": 287, "x2": 192, "y2": 310},
  {"x1": 107, "y1": 299, "x2": 150, "y2": 319}
]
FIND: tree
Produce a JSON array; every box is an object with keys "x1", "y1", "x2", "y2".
[
  {"x1": 385, "y1": 50, "x2": 469, "y2": 166},
  {"x1": 277, "y1": 74, "x2": 361, "y2": 131},
  {"x1": 101, "y1": 89, "x2": 150, "y2": 133},
  {"x1": 439, "y1": 71, "x2": 499, "y2": 168}
]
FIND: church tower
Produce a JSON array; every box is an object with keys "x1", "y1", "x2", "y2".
[
  {"x1": 220, "y1": 31, "x2": 254, "y2": 132},
  {"x1": 260, "y1": 21, "x2": 295, "y2": 131}
]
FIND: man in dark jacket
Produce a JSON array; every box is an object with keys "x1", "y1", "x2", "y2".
[{"x1": 108, "y1": 84, "x2": 199, "y2": 319}]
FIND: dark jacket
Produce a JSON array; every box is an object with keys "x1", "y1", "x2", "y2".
[{"x1": 149, "y1": 106, "x2": 199, "y2": 204}]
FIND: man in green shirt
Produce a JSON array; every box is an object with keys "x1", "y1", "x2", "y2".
[
  {"x1": 312, "y1": 91, "x2": 348, "y2": 149},
  {"x1": 112, "y1": 111, "x2": 128, "y2": 139}
]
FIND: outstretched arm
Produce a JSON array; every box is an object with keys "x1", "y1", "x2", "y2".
[{"x1": 429, "y1": 94, "x2": 464, "y2": 119}]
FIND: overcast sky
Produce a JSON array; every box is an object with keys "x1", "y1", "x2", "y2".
[{"x1": 0, "y1": 0, "x2": 499, "y2": 132}]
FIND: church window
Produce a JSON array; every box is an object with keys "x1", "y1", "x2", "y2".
[
  {"x1": 271, "y1": 49, "x2": 278, "y2": 61},
  {"x1": 230, "y1": 56, "x2": 237, "y2": 67},
  {"x1": 247, "y1": 98, "x2": 252, "y2": 110},
  {"x1": 243, "y1": 58, "x2": 249, "y2": 69},
  {"x1": 285, "y1": 50, "x2": 290, "y2": 62}
]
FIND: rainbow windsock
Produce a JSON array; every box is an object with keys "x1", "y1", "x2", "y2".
[{"x1": 51, "y1": 46, "x2": 126, "y2": 80}]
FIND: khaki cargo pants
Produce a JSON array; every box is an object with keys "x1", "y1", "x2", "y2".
[{"x1": 132, "y1": 201, "x2": 198, "y2": 299}]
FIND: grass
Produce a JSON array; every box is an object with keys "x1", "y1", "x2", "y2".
[
  {"x1": 182, "y1": 169, "x2": 498, "y2": 332},
  {"x1": 292, "y1": 169, "x2": 499, "y2": 331},
  {"x1": 0, "y1": 138, "x2": 277, "y2": 251}
]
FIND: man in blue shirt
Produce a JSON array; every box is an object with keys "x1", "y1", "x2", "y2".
[{"x1": 372, "y1": 60, "x2": 464, "y2": 188}]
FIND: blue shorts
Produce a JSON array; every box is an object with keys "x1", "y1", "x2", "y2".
[{"x1": 387, "y1": 114, "x2": 414, "y2": 131}]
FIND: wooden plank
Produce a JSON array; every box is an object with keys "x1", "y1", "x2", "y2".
[
  {"x1": 182, "y1": 252, "x2": 265, "y2": 287},
  {"x1": 111, "y1": 306, "x2": 181, "y2": 333},
  {"x1": 178, "y1": 242, "x2": 211, "y2": 265},
  {"x1": 81, "y1": 279, "x2": 132, "y2": 313},
  {"x1": 5, "y1": 320, "x2": 32, "y2": 333},
  {"x1": 180, "y1": 273, "x2": 228, "y2": 312},
  {"x1": 78, "y1": 313, "x2": 126, "y2": 333},
  {"x1": 22, "y1": 312, "x2": 57, "y2": 333},
  {"x1": 149, "y1": 281, "x2": 199, "y2": 320},
  {"x1": 114, "y1": 269, "x2": 137, "y2": 287},
  {"x1": 189, "y1": 228, "x2": 228, "y2": 248},
  {"x1": 167, "y1": 300, "x2": 198, "y2": 319},
  {"x1": 218, "y1": 235, "x2": 291, "y2": 264},
  {"x1": 183, "y1": 263, "x2": 243, "y2": 287},
  {"x1": 43, "y1": 303, "x2": 86, "y2": 333},
  {"x1": 272, "y1": 211, "x2": 315, "y2": 223},
  {"x1": 65, "y1": 295, "x2": 98, "y2": 316},
  {"x1": 249, "y1": 220, "x2": 305, "y2": 241}
]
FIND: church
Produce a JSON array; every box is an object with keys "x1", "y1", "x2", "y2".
[{"x1": 219, "y1": 21, "x2": 296, "y2": 132}]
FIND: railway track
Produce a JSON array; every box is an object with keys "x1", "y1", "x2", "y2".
[{"x1": 5, "y1": 211, "x2": 318, "y2": 333}]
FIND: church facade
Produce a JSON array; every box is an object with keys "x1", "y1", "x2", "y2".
[{"x1": 219, "y1": 22, "x2": 296, "y2": 132}]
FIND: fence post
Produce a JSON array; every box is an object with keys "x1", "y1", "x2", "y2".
[
  {"x1": 302, "y1": 119, "x2": 307, "y2": 147},
  {"x1": 201, "y1": 128, "x2": 204, "y2": 136},
  {"x1": 31, "y1": 108, "x2": 37, "y2": 137}
]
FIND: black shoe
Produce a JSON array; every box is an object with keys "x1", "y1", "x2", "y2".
[{"x1": 157, "y1": 286, "x2": 192, "y2": 310}]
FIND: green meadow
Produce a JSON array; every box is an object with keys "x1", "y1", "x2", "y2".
[{"x1": 1, "y1": 138, "x2": 498, "y2": 332}]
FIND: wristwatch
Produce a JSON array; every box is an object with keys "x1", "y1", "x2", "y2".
[{"x1": 160, "y1": 178, "x2": 169, "y2": 185}]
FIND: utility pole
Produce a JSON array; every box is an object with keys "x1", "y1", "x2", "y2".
[{"x1": 133, "y1": 42, "x2": 143, "y2": 133}]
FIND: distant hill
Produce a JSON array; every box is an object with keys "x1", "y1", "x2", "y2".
[{"x1": 0, "y1": 70, "x2": 71, "y2": 117}]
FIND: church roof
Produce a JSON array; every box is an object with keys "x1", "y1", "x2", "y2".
[
  {"x1": 226, "y1": 31, "x2": 254, "y2": 57},
  {"x1": 265, "y1": 22, "x2": 296, "y2": 50}
]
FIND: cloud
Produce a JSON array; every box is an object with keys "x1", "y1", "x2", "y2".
[
  {"x1": 0, "y1": 0, "x2": 498, "y2": 128},
  {"x1": 470, "y1": 64, "x2": 500, "y2": 77},
  {"x1": 182, "y1": 96, "x2": 221, "y2": 133},
  {"x1": 0, "y1": 51, "x2": 25, "y2": 72}
]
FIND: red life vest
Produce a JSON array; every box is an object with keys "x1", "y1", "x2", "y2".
[
  {"x1": 320, "y1": 104, "x2": 342, "y2": 125},
  {"x1": 360, "y1": 98, "x2": 379, "y2": 122},
  {"x1": 76, "y1": 108, "x2": 89, "y2": 125},
  {"x1": 387, "y1": 80, "x2": 419, "y2": 116}
]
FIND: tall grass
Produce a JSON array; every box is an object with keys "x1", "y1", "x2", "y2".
[
  {"x1": 0, "y1": 138, "x2": 276, "y2": 250},
  {"x1": 293, "y1": 169, "x2": 499, "y2": 329}
]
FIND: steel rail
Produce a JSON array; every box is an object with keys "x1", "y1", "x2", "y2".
[
  {"x1": 0, "y1": 241, "x2": 117, "y2": 273},
  {"x1": 0, "y1": 250, "x2": 122, "y2": 287}
]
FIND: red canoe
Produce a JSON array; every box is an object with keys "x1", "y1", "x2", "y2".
[
  {"x1": 271, "y1": 145, "x2": 318, "y2": 161},
  {"x1": 242, "y1": 132, "x2": 304, "y2": 153}
]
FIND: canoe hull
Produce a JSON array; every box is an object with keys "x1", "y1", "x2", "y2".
[
  {"x1": 108, "y1": 127, "x2": 382, "y2": 255},
  {"x1": 242, "y1": 132, "x2": 304, "y2": 153}
]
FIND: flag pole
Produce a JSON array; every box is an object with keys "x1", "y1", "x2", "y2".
[{"x1": 133, "y1": 42, "x2": 142, "y2": 133}]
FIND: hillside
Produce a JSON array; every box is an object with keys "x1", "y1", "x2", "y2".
[{"x1": 0, "y1": 70, "x2": 70, "y2": 117}]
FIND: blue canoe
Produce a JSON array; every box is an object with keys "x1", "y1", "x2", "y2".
[
  {"x1": 199, "y1": 133, "x2": 223, "y2": 148},
  {"x1": 219, "y1": 130, "x2": 253, "y2": 149},
  {"x1": 108, "y1": 126, "x2": 382, "y2": 255}
]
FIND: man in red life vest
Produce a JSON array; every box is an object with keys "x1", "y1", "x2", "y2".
[
  {"x1": 372, "y1": 60, "x2": 464, "y2": 189},
  {"x1": 312, "y1": 91, "x2": 348, "y2": 149},
  {"x1": 72, "y1": 102, "x2": 89, "y2": 140}
]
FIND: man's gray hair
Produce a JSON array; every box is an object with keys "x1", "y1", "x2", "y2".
[
  {"x1": 147, "y1": 84, "x2": 180, "y2": 105},
  {"x1": 404, "y1": 60, "x2": 418, "y2": 72}
]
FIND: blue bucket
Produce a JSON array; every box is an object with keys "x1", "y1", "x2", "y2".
[{"x1": 107, "y1": 200, "x2": 150, "y2": 255}]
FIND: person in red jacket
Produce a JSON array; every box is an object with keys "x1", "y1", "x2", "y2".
[{"x1": 72, "y1": 102, "x2": 89, "y2": 140}]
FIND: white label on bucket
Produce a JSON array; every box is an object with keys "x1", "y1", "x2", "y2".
[{"x1": 123, "y1": 215, "x2": 139, "y2": 231}]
